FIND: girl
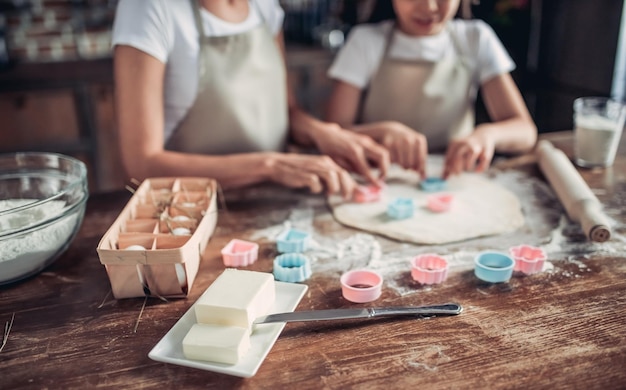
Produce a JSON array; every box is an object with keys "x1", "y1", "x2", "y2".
[
  {"x1": 326, "y1": 0, "x2": 537, "y2": 178},
  {"x1": 112, "y1": 0, "x2": 389, "y2": 198}
]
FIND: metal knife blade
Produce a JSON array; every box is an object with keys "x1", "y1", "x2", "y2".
[{"x1": 253, "y1": 303, "x2": 462, "y2": 324}]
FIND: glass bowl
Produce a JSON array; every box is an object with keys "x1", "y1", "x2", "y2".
[{"x1": 0, "y1": 152, "x2": 88, "y2": 285}]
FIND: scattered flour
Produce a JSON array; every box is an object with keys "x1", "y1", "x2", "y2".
[{"x1": 243, "y1": 165, "x2": 626, "y2": 296}]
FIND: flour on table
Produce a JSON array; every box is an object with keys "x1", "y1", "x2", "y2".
[
  {"x1": 328, "y1": 161, "x2": 525, "y2": 245},
  {"x1": 239, "y1": 157, "x2": 625, "y2": 297}
]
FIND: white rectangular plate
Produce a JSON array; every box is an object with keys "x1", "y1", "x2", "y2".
[{"x1": 148, "y1": 281, "x2": 308, "y2": 378}]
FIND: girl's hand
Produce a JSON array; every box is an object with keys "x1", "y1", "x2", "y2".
[
  {"x1": 374, "y1": 121, "x2": 428, "y2": 177},
  {"x1": 310, "y1": 123, "x2": 390, "y2": 184},
  {"x1": 443, "y1": 130, "x2": 495, "y2": 178},
  {"x1": 267, "y1": 153, "x2": 357, "y2": 199}
]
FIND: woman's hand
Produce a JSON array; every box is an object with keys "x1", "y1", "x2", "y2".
[
  {"x1": 310, "y1": 123, "x2": 390, "y2": 184},
  {"x1": 266, "y1": 153, "x2": 357, "y2": 199},
  {"x1": 443, "y1": 130, "x2": 495, "y2": 178}
]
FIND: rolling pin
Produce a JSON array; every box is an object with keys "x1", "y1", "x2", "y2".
[{"x1": 536, "y1": 140, "x2": 611, "y2": 242}]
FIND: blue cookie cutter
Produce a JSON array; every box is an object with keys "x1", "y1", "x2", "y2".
[
  {"x1": 276, "y1": 228, "x2": 310, "y2": 253},
  {"x1": 387, "y1": 197, "x2": 414, "y2": 220},
  {"x1": 474, "y1": 252, "x2": 515, "y2": 283},
  {"x1": 273, "y1": 253, "x2": 312, "y2": 283},
  {"x1": 420, "y1": 177, "x2": 447, "y2": 192}
]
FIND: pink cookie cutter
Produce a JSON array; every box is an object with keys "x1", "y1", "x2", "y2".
[
  {"x1": 353, "y1": 184, "x2": 383, "y2": 203},
  {"x1": 509, "y1": 245, "x2": 547, "y2": 275},
  {"x1": 411, "y1": 254, "x2": 449, "y2": 284},
  {"x1": 340, "y1": 269, "x2": 383, "y2": 303},
  {"x1": 427, "y1": 193, "x2": 454, "y2": 213},
  {"x1": 221, "y1": 239, "x2": 259, "y2": 267}
]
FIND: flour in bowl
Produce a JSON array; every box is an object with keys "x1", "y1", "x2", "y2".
[{"x1": 0, "y1": 199, "x2": 80, "y2": 284}]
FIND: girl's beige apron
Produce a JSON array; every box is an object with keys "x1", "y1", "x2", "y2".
[
  {"x1": 166, "y1": 0, "x2": 288, "y2": 154},
  {"x1": 361, "y1": 25, "x2": 474, "y2": 152}
]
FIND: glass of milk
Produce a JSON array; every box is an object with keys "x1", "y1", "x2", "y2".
[{"x1": 573, "y1": 97, "x2": 626, "y2": 168}]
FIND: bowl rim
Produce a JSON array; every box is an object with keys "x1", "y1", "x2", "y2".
[{"x1": 0, "y1": 152, "x2": 88, "y2": 219}]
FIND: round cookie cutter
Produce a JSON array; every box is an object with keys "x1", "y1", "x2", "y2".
[
  {"x1": 273, "y1": 253, "x2": 312, "y2": 283},
  {"x1": 340, "y1": 269, "x2": 383, "y2": 303},
  {"x1": 509, "y1": 245, "x2": 547, "y2": 275},
  {"x1": 474, "y1": 251, "x2": 515, "y2": 283},
  {"x1": 411, "y1": 254, "x2": 449, "y2": 284}
]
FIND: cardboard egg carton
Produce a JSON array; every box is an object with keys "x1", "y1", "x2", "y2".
[{"x1": 97, "y1": 177, "x2": 218, "y2": 299}]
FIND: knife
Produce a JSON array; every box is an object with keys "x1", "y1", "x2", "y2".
[{"x1": 253, "y1": 303, "x2": 462, "y2": 324}]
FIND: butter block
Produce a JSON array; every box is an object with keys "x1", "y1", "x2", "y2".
[
  {"x1": 195, "y1": 269, "x2": 275, "y2": 328},
  {"x1": 183, "y1": 323, "x2": 251, "y2": 365}
]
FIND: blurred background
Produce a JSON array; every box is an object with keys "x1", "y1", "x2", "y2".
[{"x1": 0, "y1": 0, "x2": 624, "y2": 193}]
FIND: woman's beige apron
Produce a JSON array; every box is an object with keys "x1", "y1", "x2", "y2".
[
  {"x1": 360, "y1": 24, "x2": 474, "y2": 152},
  {"x1": 166, "y1": 0, "x2": 288, "y2": 154}
]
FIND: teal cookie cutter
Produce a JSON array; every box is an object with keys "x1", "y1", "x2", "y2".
[
  {"x1": 387, "y1": 197, "x2": 414, "y2": 220},
  {"x1": 420, "y1": 177, "x2": 447, "y2": 192},
  {"x1": 273, "y1": 253, "x2": 312, "y2": 283},
  {"x1": 276, "y1": 228, "x2": 310, "y2": 253}
]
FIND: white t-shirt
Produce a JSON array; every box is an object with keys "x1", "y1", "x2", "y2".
[
  {"x1": 111, "y1": 0, "x2": 285, "y2": 140},
  {"x1": 328, "y1": 19, "x2": 515, "y2": 99}
]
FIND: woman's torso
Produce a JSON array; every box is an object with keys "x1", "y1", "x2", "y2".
[{"x1": 112, "y1": 0, "x2": 285, "y2": 141}]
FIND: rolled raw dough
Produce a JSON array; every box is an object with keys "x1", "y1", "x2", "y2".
[{"x1": 328, "y1": 165, "x2": 525, "y2": 245}]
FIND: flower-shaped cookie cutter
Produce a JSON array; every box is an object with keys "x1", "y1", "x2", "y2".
[
  {"x1": 426, "y1": 193, "x2": 454, "y2": 213},
  {"x1": 411, "y1": 254, "x2": 449, "y2": 285},
  {"x1": 221, "y1": 239, "x2": 259, "y2": 267},
  {"x1": 509, "y1": 245, "x2": 547, "y2": 275},
  {"x1": 474, "y1": 251, "x2": 515, "y2": 283},
  {"x1": 273, "y1": 253, "x2": 312, "y2": 283},
  {"x1": 340, "y1": 269, "x2": 383, "y2": 303},
  {"x1": 276, "y1": 228, "x2": 310, "y2": 253},
  {"x1": 387, "y1": 197, "x2": 414, "y2": 220},
  {"x1": 420, "y1": 177, "x2": 447, "y2": 192},
  {"x1": 353, "y1": 184, "x2": 383, "y2": 203}
]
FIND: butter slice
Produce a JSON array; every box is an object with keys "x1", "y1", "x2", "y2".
[
  {"x1": 182, "y1": 323, "x2": 251, "y2": 364},
  {"x1": 195, "y1": 269, "x2": 275, "y2": 328}
]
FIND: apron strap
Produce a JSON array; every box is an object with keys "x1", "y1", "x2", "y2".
[
  {"x1": 190, "y1": 0, "x2": 206, "y2": 39},
  {"x1": 190, "y1": 0, "x2": 208, "y2": 78},
  {"x1": 446, "y1": 23, "x2": 467, "y2": 65},
  {"x1": 382, "y1": 21, "x2": 396, "y2": 58}
]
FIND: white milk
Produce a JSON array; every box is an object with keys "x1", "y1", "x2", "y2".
[{"x1": 574, "y1": 114, "x2": 623, "y2": 167}]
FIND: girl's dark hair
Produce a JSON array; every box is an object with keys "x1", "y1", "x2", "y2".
[{"x1": 367, "y1": 1, "x2": 396, "y2": 23}]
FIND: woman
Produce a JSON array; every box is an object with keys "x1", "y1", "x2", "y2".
[{"x1": 112, "y1": 0, "x2": 389, "y2": 198}]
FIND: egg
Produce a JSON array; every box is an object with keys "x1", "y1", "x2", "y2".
[
  {"x1": 125, "y1": 244, "x2": 146, "y2": 251},
  {"x1": 172, "y1": 227, "x2": 191, "y2": 236}
]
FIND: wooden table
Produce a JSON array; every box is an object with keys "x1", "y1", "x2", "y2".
[{"x1": 2, "y1": 131, "x2": 625, "y2": 389}]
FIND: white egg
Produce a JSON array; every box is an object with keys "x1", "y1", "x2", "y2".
[
  {"x1": 126, "y1": 245, "x2": 146, "y2": 251},
  {"x1": 172, "y1": 227, "x2": 191, "y2": 236}
]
